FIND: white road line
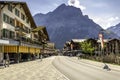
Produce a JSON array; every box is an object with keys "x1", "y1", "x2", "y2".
[
  {"x1": 52, "y1": 56, "x2": 70, "y2": 80},
  {"x1": 53, "y1": 65, "x2": 70, "y2": 80}
]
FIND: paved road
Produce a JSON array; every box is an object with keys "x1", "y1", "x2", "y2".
[{"x1": 53, "y1": 56, "x2": 120, "y2": 80}]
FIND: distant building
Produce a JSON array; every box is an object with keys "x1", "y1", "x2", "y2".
[
  {"x1": 64, "y1": 38, "x2": 120, "y2": 56},
  {"x1": 103, "y1": 39, "x2": 120, "y2": 55},
  {"x1": 43, "y1": 42, "x2": 56, "y2": 55},
  {"x1": 64, "y1": 39, "x2": 86, "y2": 51}
]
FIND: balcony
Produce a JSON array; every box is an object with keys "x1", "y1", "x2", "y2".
[
  {"x1": 15, "y1": 26, "x2": 30, "y2": 34},
  {"x1": 15, "y1": 26, "x2": 42, "y2": 48},
  {"x1": 0, "y1": 39, "x2": 19, "y2": 45},
  {"x1": 15, "y1": 36, "x2": 42, "y2": 47}
]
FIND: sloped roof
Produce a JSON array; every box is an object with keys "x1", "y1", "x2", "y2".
[
  {"x1": 71, "y1": 39, "x2": 86, "y2": 43},
  {"x1": 32, "y1": 27, "x2": 44, "y2": 32},
  {"x1": 97, "y1": 39, "x2": 109, "y2": 43},
  {"x1": 0, "y1": 1, "x2": 37, "y2": 28},
  {"x1": 32, "y1": 26, "x2": 49, "y2": 41}
]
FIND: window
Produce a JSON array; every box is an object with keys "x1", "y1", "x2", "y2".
[
  {"x1": 21, "y1": 13, "x2": 25, "y2": 20},
  {"x1": 2, "y1": 29, "x2": 15, "y2": 39},
  {"x1": 3, "y1": 13, "x2": 15, "y2": 26},
  {"x1": 3, "y1": 14, "x2": 9, "y2": 23},
  {"x1": 8, "y1": 4, "x2": 13, "y2": 12},
  {"x1": 10, "y1": 31, "x2": 15, "y2": 39},
  {"x1": 2, "y1": 29, "x2": 9, "y2": 38},
  {"x1": 15, "y1": 8, "x2": 20, "y2": 17},
  {"x1": 10, "y1": 18, "x2": 15, "y2": 26},
  {"x1": 26, "y1": 18, "x2": 29, "y2": 24}
]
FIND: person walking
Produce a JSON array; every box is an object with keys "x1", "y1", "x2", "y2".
[
  {"x1": 40, "y1": 54, "x2": 43, "y2": 61},
  {"x1": 77, "y1": 53, "x2": 80, "y2": 60},
  {"x1": 4, "y1": 53, "x2": 10, "y2": 67}
]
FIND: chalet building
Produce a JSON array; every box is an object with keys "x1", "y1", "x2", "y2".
[
  {"x1": 63, "y1": 39, "x2": 86, "y2": 56},
  {"x1": 69, "y1": 38, "x2": 97, "y2": 51},
  {"x1": 96, "y1": 39, "x2": 109, "y2": 55},
  {"x1": 64, "y1": 41, "x2": 71, "y2": 51},
  {"x1": 43, "y1": 42, "x2": 56, "y2": 56},
  {"x1": 70, "y1": 39, "x2": 86, "y2": 50},
  {"x1": 105, "y1": 39, "x2": 120, "y2": 55},
  {"x1": 32, "y1": 27, "x2": 56, "y2": 56},
  {"x1": 64, "y1": 39, "x2": 88, "y2": 51},
  {"x1": 0, "y1": 1, "x2": 49, "y2": 63},
  {"x1": 64, "y1": 38, "x2": 120, "y2": 56}
]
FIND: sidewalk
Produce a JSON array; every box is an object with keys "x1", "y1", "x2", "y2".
[
  {"x1": 70, "y1": 57, "x2": 120, "y2": 71},
  {"x1": 0, "y1": 56, "x2": 68, "y2": 80}
]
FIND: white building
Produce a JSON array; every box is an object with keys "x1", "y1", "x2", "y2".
[{"x1": 0, "y1": 1, "x2": 48, "y2": 63}]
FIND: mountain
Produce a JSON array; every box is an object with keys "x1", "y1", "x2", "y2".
[
  {"x1": 107, "y1": 23, "x2": 120, "y2": 37},
  {"x1": 33, "y1": 4, "x2": 118, "y2": 49}
]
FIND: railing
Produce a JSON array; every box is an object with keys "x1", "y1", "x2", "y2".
[
  {"x1": 15, "y1": 36, "x2": 42, "y2": 47},
  {"x1": 15, "y1": 26, "x2": 42, "y2": 48},
  {"x1": 15, "y1": 26, "x2": 30, "y2": 34},
  {"x1": 20, "y1": 41, "x2": 42, "y2": 48}
]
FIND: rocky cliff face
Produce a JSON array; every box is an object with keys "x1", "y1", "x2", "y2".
[{"x1": 34, "y1": 4, "x2": 118, "y2": 48}]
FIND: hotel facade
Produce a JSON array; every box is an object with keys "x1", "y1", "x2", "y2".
[{"x1": 0, "y1": 1, "x2": 49, "y2": 63}]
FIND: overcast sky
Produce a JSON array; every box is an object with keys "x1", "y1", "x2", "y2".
[{"x1": 4, "y1": 0, "x2": 120, "y2": 29}]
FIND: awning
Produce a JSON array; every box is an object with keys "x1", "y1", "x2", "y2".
[
  {"x1": 35, "y1": 48, "x2": 40, "y2": 53},
  {"x1": 29, "y1": 47, "x2": 35, "y2": 54},
  {"x1": 3, "y1": 45, "x2": 41, "y2": 54},
  {"x1": 4, "y1": 45, "x2": 17, "y2": 53},
  {"x1": 19, "y1": 46, "x2": 28, "y2": 53},
  {"x1": 0, "y1": 45, "x2": 4, "y2": 53}
]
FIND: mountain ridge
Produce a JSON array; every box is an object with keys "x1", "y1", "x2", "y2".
[
  {"x1": 107, "y1": 23, "x2": 120, "y2": 37},
  {"x1": 34, "y1": 4, "x2": 118, "y2": 48}
]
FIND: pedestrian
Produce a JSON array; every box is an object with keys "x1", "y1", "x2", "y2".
[
  {"x1": 1, "y1": 59, "x2": 5, "y2": 68},
  {"x1": 40, "y1": 54, "x2": 42, "y2": 61},
  {"x1": 4, "y1": 53, "x2": 10, "y2": 67},
  {"x1": 77, "y1": 53, "x2": 80, "y2": 60}
]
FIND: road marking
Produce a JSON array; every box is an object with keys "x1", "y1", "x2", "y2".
[
  {"x1": 53, "y1": 65, "x2": 70, "y2": 80},
  {"x1": 52, "y1": 57, "x2": 70, "y2": 80}
]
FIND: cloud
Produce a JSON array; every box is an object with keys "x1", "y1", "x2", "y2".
[
  {"x1": 91, "y1": 16, "x2": 120, "y2": 29},
  {"x1": 68, "y1": 0, "x2": 86, "y2": 10},
  {"x1": 91, "y1": 3, "x2": 108, "y2": 8},
  {"x1": 53, "y1": 3, "x2": 59, "y2": 7},
  {"x1": 108, "y1": 17, "x2": 119, "y2": 21},
  {"x1": 3, "y1": 0, "x2": 24, "y2": 1}
]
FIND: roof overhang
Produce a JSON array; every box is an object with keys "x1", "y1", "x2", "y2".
[
  {"x1": 32, "y1": 26, "x2": 49, "y2": 41},
  {"x1": 0, "y1": 1, "x2": 37, "y2": 29}
]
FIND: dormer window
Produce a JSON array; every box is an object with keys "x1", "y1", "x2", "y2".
[
  {"x1": 21, "y1": 13, "x2": 25, "y2": 20},
  {"x1": 26, "y1": 17, "x2": 29, "y2": 24},
  {"x1": 15, "y1": 8, "x2": 20, "y2": 17},
  {"x1": 8, "y1": 4, "x2": 13, "y2": 12}
]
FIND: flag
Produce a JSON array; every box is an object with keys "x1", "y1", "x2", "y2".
[{"x1": 99, "y1": 33, "x2": 104, "y2": 49}]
